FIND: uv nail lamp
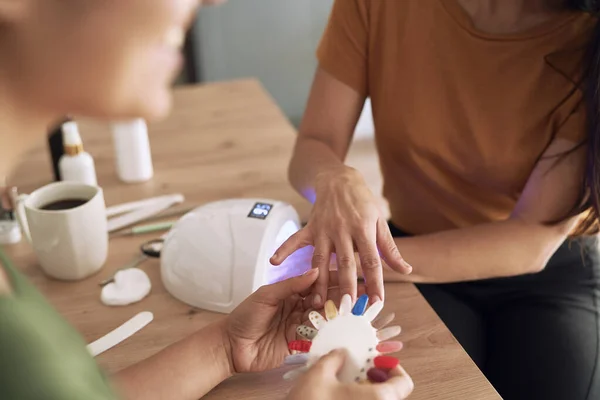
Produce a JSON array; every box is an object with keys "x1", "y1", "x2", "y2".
[{"x1": 160, "y1": 199, "x2": 307, "y2": 314}]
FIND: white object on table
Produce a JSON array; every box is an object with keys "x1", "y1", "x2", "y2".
[
  {"x1": 59, "y1": 121, "x2": 98, "y2": 187},
  {"x1": 106, "y1": 194, "x2": 184, "y2": 233},
  {"x1": 15, "y1": 182, "x2": 107, "y2": 280},
  {"x1": 111, "y1": 119, "x2": 154, "y2": 183},
  {"x1": 160, "y1": 198, "x2": 304, "y2": 314},
  {"x1": 101, "y1": 268, "x2": 152, "y2": 306},
  {"x1": 87, "y1": 311, "x2": 154, "y2": 357},
  {"x1": 0, "y1": 220, "x2": 21, "y2": 244}
]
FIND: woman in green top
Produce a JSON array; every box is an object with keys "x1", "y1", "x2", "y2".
[
  {"x1": 0, "y1": 0, "x2": 414, "y2": 399},
  {"x1": 0, "y1": 0, "x2": 412, "y2": 400}
]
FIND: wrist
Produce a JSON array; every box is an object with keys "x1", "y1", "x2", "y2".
[
  {"x1": 315, "y1": 166, "x2": 363, "y2": 190},
  {"x1": 199, "y1": 318, "x2": 235, "y2": 379}
]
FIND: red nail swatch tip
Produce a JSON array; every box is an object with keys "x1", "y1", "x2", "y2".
[
  {"x1": 288, "y1": 340, "x2": 312, "y2": 353},
  {"x1": 374, "y1": 355, "x2": 399, "y2": 369}
]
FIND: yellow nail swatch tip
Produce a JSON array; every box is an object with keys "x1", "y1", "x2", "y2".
[{"x1": 324, "y1": 299, "x2": 338, "y2": 321}]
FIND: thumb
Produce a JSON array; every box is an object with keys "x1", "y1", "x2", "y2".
[
  {"x1": 254, "y1": 269, "x2": 319, "y2": 306},
  {"x1": 309, "y1": 349, "x2": 347, "y2": 378}
]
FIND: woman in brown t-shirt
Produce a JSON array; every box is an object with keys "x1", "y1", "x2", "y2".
[{"x1": 271, "y1": 1, "x2": 600, "y2": 399}]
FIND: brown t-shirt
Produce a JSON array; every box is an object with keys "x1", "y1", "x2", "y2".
[{"x1": 317, "y1": 0, "x2": 595, "y2": 234}]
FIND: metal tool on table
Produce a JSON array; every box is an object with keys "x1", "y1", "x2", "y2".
[{"x1": 99, "y1": 236, "x2": 165, "y2": 287}]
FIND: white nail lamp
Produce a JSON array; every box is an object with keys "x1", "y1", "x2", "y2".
[{"x1": 160, "y1": 199, "x2": 308, "y2": 313}]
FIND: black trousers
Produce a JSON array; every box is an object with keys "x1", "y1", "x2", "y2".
[{"x1": 389, "y1": 223, "x2": 600, "y2": 400}]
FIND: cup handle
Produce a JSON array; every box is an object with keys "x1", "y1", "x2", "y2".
[{"x1": 15, "y1": 194, "x2": 31, "y2": 243}]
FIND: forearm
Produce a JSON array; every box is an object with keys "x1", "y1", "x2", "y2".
[
  {"x1": 288, "y1": 136, "x2": 348, "y2": 203},
  {"x1": 113, "y1": 320, "x2": 233, "y2": 400},
  {"x1": 372, "y1": 218, "x2": 576, "y2": 283}
]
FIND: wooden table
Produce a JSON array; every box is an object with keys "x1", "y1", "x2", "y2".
[{"x1": 6, "y1": 80, "x2": 500, "y2": 400}]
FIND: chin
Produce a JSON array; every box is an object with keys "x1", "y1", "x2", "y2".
[
  {"x1": 109, "y1": 92, "x2": 173, "y2": 122},
  {"x1": 141, "y1": 90, "x2": 174, "y2": 121}
]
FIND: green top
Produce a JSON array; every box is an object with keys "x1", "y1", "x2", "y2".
[{"x1": 0, "y1": 248, "x2": 119, "y2": 400}]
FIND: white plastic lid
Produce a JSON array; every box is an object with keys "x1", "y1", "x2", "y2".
[
  {"x1": 111, "y1": 118, "x2": 147, "y2": 133},
  {"x1": 62, "y1": 121, "x2": 82, "y2": 146}
]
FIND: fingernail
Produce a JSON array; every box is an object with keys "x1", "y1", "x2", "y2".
[
  {"x1": 312, "y1": 293, "x2": 322, "y2": 307},
  {"x1": 377, "y1": 325, "x2": 402, "y2": 341},
  {"x1": 376, "y1": 341, "x2": 403, "y2": 354},
  {"x1": 363, "y1": 300, "x2": 384, "y2": 322},
  {"x1": 302, "y1": 268, "x2": 318, "y2": 277},
  {"x1": 309, "y1": 310, "x2": 326, "y2": 329},
  {"x1": 372, "y1": 312, "x2": 396, "y2": 330},
  {"x1": 374, "y1": 355, "x2": 400, "y2": 370},
  {"x1": 284, "y1": 353, "x2": 310, "y2": 365},
  {"x1": 297, "y1": 325, "x2": 317, "y2": 340},
  {"x1": 367, "y1": 368, "x2": 390, "y2": 383},
  {"x1": 324, "y1": 300, "x2": 338, "y2": 321},
  {"x1": 339, "y1": 294, "x2": 352, "y2": 315},
  {"x1": 402, "y1": 261, "x2": 413, "y2": 274},
  {"x1": 352, "y1": 294, "x2": 369, "y2": 316},
  {"x1": 288, "y1": 340, "x2": 312, "y2": 353}
]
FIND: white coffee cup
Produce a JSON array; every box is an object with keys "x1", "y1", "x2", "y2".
[{"x1": 16, "y1": 182, "x2": 108, "y2": 280}]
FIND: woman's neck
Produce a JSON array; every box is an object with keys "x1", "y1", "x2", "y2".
[{"x1": 457, "y1": 0, "x2": 566, "y2": 34}]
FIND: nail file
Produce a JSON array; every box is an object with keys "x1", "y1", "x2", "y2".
[
  {"x1": 106, "y1": 195, "x2": 184, "y2": 233},
  {"x1": 106, "y1": 195, "x2": 184, "y2": 218},
  {"x1": 87, "y1": 311, "x2": 154, "y2": 357}
]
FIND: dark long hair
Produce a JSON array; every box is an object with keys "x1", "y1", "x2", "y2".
[{"x1": 564, "y1": 0, "x2": 600, "y2": 235}]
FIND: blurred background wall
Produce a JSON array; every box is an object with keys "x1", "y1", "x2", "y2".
[{"x1": 185, "y1": 0, "x2": 374, "y2": 139}]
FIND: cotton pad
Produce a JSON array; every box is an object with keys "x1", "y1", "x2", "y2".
[{"x1": 101, "y1": 268, "x2": 151, "y2": 306}]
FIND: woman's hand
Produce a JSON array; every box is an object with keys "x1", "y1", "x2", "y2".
[
  {"x1": 224, "y1": 269, "x2": 319, "y2": 373},
  {"x1": 271, "y1": 166, "x2": 412, "y2": 308},
  {"x1": 287, "y1": 349, "x2": 414, "y2": 400}
]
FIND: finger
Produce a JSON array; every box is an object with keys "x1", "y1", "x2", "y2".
[
  {"x1": 254, "y1": 269, "x2": 319, "y2": 306},
  {"x1": 303, "y1": 293, "x2": 315, "y2": 310},
  {"x1": 377, "y1": 219, "x2": 412, "y2": 274},
  {"x1": 334, "y1": 234, "x2": 358, "y2": 302},
  {"x1": 311, "y1": 236, "x2": 332, "y2": 308},
  {"x1": 328, "y1": 270, "x2": 339, "y2": 287},
  {"x1": 271, "y1": 228, "x2": 312, "y2": 266},
  {"x1": 355, "y1": 229, "x2": 385, "y2": 304},
  {"x1": 299, "y1": 264, "x2": 317, "y2": 298},
  {"x1": 378, "y1": 365, "x2": 415, "y2": 399},
  {"x1": 308, "y1": 349, "x2": 347, "y2": 378}
]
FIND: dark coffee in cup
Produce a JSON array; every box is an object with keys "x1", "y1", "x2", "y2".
[{"x1": 41, "y1": 198, "x2": 89, "y2": 211}]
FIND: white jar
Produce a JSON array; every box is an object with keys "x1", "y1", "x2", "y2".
[
  {"x1": 110, "y1": 119, "x2": 154, "y2": 183},
  {"x1": 59, "y1": 121, "x2": 98, "y2": 186}
]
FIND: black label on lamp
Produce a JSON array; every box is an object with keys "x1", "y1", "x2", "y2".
[{"x1": 248, "y1": 202, "x2": 273, "y2": 220}]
